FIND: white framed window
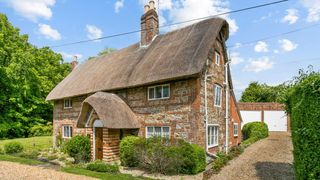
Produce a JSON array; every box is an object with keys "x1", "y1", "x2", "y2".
[
  {"x1": 63, "y1": 125, "x2": 72, "y2": 138},
  {"x1": 64, "y1": 98, "x2": 72, "y2": 109},
  {"x1": 148, "y1": 84, "x2": 170, "y2": 100},
  {"x1": 146, "y1": 126, "x2": 170, "y2": 139},
  {"x1": 214, "y1": 84, "x2": 222, "y2": 107},
  {"x1": 234, "y1": 123, "x2": 238, "y2": 137},
  {"x1": 208, "y1": 125, "x2": 219, "y2": 147},
  {"x1": 215, "y1": 51, "x2": 220, "y2": 65}
]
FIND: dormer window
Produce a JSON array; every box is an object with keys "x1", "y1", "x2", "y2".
[
  {"x1": 215, "y1": 51, "x2": 220, "y2": 65},
  {"x1": 148, "y1": 84, "x2": 170, "y2": 100},
  {"x1": 64, "y1": 98, "x2": 72, "y2": 109}
]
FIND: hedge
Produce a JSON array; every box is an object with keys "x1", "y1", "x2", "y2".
[
  {"x1": 86, "y1": 160, "x2": 119, "y2": 173},
  {"x1": 242, "y1": 122, "x2": 268, "y2": 147},
  {"x1": 4, "y1": 142, "x2": 24, "y2": 154},
  {"x1": 285, "y1": 73, "x2": 320, "y2": 179},
  {"x1": 120, "y1": 136, "x2": 206, "y2": 175}
]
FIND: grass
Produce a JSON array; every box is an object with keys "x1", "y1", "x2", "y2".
[
  {"x1": 0, "y1": 136, "x2": 52, "y2": 151},
  {"x1": 0, "y1": 154, "x2": 44, "y2": 165},
  {"x1": 62, "y1": 166, "x2": 153, "y2": 180}
]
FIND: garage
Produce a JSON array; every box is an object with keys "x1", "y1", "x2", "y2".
[
  {"x1": 238, "y1": 102, "x2": 289, "y2": 132},
  {"x1": 240, "y1": 110, "x2": 261, "y2": 128},
  {"x1": 264, "y1": 111, "x2": 287, "y2": 132}
]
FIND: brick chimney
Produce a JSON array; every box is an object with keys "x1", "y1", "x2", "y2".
[
  {"x1": 141, "y1": 0, "x2": 159, "y2": 46},
  {"x1": 70, "y1": 56, "x2": 78, "y2": 71}
]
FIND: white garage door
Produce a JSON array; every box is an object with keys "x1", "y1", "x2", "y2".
[
  {"x1": 264, "y1": 111, "x2": 287, "y2": 132},
  {"x1": 240, "y1": 111, "x2": 261, "y2": 128}
]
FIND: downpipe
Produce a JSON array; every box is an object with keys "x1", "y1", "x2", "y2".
[{"x1": 224, "y1": 61, "x2": 231, "y2": 153}]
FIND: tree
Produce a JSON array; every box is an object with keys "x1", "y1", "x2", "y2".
[
  {"x1": 0, "y1": 13, "x2": 70, "y2": 138},
  {"x1": 86, "y1": 47, "x2": 117, "y2": 61},
  {"x1": 240, "y1": 82, "x2": 288, "y2": 103}
]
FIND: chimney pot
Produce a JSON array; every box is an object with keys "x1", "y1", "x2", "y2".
[
  {"x1": 144, "y1": 5, "x2": 150, "y2": 13},
  {"x1": 149, "y1": 0, "x2": 155, "y2": 10},
  {"x1": 71, "y1": 56, "x2": 78, "y2": 71}
]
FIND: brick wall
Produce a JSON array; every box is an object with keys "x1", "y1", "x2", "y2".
[
  {"x1": 238, "y1": 102, "x2": 285, "y2": 111},
  {"x1": 229, "y1": 94, "x2": 241, "y2": 146}
]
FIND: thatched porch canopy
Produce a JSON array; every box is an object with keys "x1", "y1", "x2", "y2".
[{"x1": 77, "y1": 92, "x2": 140, "y2": 129}]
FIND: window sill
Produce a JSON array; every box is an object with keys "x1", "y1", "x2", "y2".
[
  {"x1": 62, "y1": 136, "x2": 72, "y2": 139},
  {"x1": 63, "y1": 107, "x2": 72, "y2": 110},
  {"x1": 208, "y1": 144, "x2": 219, "y2": 148},
  {"x1": 148, "y1": 97, "x2": 170, "y2": 101},
  {"x1": 234, "y1": 135, "x2": 238, "y2": 137}
]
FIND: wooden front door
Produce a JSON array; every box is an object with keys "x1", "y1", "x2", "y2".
[{"x1": 95, "y1": 127, "x2": 103, "y2": 160}]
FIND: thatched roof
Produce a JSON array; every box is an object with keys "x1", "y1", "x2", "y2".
[
  {"x1": 77, "y1": 92, "x2": 140, "y2": 129},
  {"x1": 47, "y1": 18, "x2": 229, "y2": 101}
]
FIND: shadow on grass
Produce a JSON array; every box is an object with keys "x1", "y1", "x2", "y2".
[{"x1": 255, "y1": 162, "x2": 294, "y2": 180}]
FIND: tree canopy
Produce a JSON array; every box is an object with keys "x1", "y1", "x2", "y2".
[
  {"x1": 0, "y1": 14, "x2": 70, "y2": 138},
  {"x1": 240, "y1": 82, "x2": 288, "y2": 103}
]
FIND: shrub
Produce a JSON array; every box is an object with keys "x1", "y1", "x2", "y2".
[
  {"x1": 212, "y1": 152, "x2": 229, "y2": 173},
  {"x1": 228, "y1": 146, "x2": 244, "y2": 159},
  {"x1": 0, "y1": 147, "x2": 4, "y2": 154},
  {"x1": 86, "y1": 160, "x2": 119, "y2": 173},
  {"x1": 62, "y1": 135, "x2": 91, "y2": 163},
  {"x1": 119, "y1": 136, "x2": 141, "y2": 167},
  {"x1": 241, "y1": 122, "x2": 268, "y2": 147},
  {"x1": 18, "y1": 151, "x2": 39, "y2": 159},
  {"x1": 29, "y1": 122, "x2": 52, "y2": 136},
  {"x1": 285, "y1": 72, "x2": 320, "y2": 179},
  {"x1": 4, "y1": 142, "x2": 24, "y2": 154},
  {"x1": 120, "y1": 136, "x2": 206, "y2": 175}
]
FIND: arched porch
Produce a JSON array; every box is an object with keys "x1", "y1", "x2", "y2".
[{"x1": 77, "y1": 92, "x2": 140, "y2": 162}]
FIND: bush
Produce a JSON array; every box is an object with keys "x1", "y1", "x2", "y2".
[
  {"x1": 228, "y1": 146, "x2": 244, "y2": 159},
  {"x1": 120, "y1": 136, "x2": 206, "y2": 175},
  {"x1": 212, "y1": 152, "x2": 229, "y2": 173},
  {"x1": 18, "y1": 151, "x2": 39, "y2": 159},
  {"x1": 29, "y1": 122, "x2": 52, "y2": 136},
  {"x1": 241, "y1": 122, "x2": 268, "y2": 147},
  {"x1": 0, "y1": 147, "x2": 4, "y2": 154},
  {"x1": 4, "y1": 142, "x2": 24, "y2": 154},
  {"x1": 86, "y1": 160, "x2": 119, "y2": 173},
  {"x1": 285, "y1": 72, "x2": 320, "y2": 179},
  {"x1": 119, "y1": 136, "x2": 140, "y2": 167},
  {"x1": 62, "y1": 135, "x2": 91, "y2": 163}
]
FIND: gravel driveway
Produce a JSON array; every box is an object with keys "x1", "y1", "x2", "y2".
[
  {"x1": 0, "y1": 161, "x2": 96, "y2": 180},
  {"x1": 211, "y1": 132, "x2": 294, "y2": 180}
]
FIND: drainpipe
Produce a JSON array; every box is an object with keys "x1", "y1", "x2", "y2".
[
  {"x1": 224, "y1": 61, "x2": 231, "y2": 153},
  {"x1": 204, "y1": 60, "x2": 217, "y2": 158}
]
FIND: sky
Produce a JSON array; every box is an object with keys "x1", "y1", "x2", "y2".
[{"x1": 1, "y1": 0, "x2": 320, "y2": 99}]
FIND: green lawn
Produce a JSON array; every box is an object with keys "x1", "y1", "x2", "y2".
[
  {"x1": 62, "y1": 167, "x2": 153, "y2": 180},
  {"x1": 0, "y1": 136, "x2": 53, "y2": 151},
  {"x1": 0, "y1": 154, "x2": 44, "y2": 165}
]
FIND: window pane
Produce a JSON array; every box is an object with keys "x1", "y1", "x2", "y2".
[
  {"x1": 147, "y1": 127, "x2": 154, "y2": 138},
  {"x1": 154, "y1": 127, "x2": 161, "y2": 136},
  {"x1": 162, "y1": 85, "x2": 169, "y2": 98},
  {"x1": 162, "y1": 127, "x2": 169, "y2": 138},
  {"x1": 69, "y1": 99, "x2": 72, "y2": 107},
  {"x1": 69, "y1": 126, "x2": 72, "y2": 137},
  {"x1": 156, "y1": 86, "x2": 162, "y2": 98},
  {"x1": 215, "y1": 52, "x2": 220, "y2": 65},
  {"x1": 149, "y1": 88, "x2": 155, "y2": 99}
]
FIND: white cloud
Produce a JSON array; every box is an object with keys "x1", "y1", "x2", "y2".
[
  {"x1": 244, "y1": 57, "x2": 274, "y2": 73},
  {"x1": 139, "y1": 0, "x2": 238, "y2": 35},
  {"x1": 115, "y1": 0, "x2": 124, "y2": 13},
  {"x1": 38, "y1": 24, "x2": 61, "y2": 40},
  {"x1": 233, "y1": 43, "x2": 242, "y2": 49},
  {"x1": 301, "y1": 0, "x2": 320, "y2": 22},
  {"x1": 254, "y1": 41, "x2": 269, "y2": 53},
  {"x1": 86, "y1": 25, "x2": 103, "y2": 41},
  {"x1": 7, "y1": 0, "x2": 55, "y2": 22},
  {"x1": 58, "y1": 52, "x2": 83, "y2": 61},
  {"x1": 278, "y1": 39, "x2": 298, "y2": 52},
  {"x1": 230, "y1": 52, "x2": 244, "y2": 65},
  {"x1": 281, "y1": 9, "x2": 299, "y2": 24},
  {"x1": 139, "y1": 0, "x2": 173, "y2": 10},
  {"x1": 273, "y1": 49, "x2": 280, "y2": 54}
]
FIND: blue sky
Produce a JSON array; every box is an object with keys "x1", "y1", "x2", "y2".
[{"x1": 1, "y1": 0, "x2": 319, "y2": 99}]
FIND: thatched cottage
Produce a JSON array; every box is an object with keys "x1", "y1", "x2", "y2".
[{"x1": 47, "y1": 0, "x2": 242, "y2": 162}]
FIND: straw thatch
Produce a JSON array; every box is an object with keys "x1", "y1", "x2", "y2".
[
  {"x1": 77, "y1": 92, "x2": 140, "y2": 129},
  {"x1": 46, "y1": 18, "x2": 229, "y2": 101}
]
